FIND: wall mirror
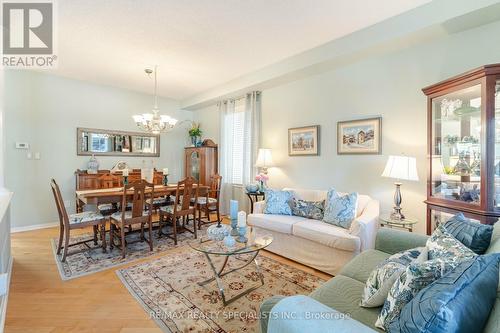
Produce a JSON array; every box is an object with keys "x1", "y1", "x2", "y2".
[{"x1": 77, "y1": 128, "x2": 160, "y2": 157}]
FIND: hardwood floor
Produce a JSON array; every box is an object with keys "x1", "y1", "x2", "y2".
[{"x1": 5, "y1": 218, "x2": 331, "y2": 332}]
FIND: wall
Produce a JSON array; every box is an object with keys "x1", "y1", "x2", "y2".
[
  {"x1": 194, "y1": 19, "x2": 500, "y2": 234},
  {"x1": 4, "y1": 71, "x2": 193, "y2": 229}
]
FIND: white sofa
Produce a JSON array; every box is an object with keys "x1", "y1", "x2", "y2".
[{"x1": 248, "y1": 188, "x2": 380, "y2": 275}]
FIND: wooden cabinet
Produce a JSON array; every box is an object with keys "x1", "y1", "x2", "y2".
[
  {"x1": 184, "y1": 146, "x2": 218, "y2": 185},
  {"x1": 423, "y1": 64, "x2": 500, "y2": 234},
  {"x1": 75, "y1": 169, "x2": 164, "y2": 191}
]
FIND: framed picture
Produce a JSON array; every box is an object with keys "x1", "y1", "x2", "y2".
[
  {"x1": 288, "y1": 125, "x2": 320, "y2": 156},
  {"x1": 337, "y1": 117, "x2": 382, "y2": 155}
]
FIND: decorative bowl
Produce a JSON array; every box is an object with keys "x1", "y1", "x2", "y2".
[
  {"x1": 245, "y1": 183, "x2": 259, "y2": 193},
  {"x1": 206, "y1": 224, "x2": 230, "y2": 241}
]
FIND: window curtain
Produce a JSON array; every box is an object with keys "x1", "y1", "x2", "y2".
[{"x1": 219, "y1": 91, "x2": 261, "y2": 214}]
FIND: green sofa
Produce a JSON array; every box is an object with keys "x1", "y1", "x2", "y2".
[{"x1": 260, "y1": 225, "x2": 500, "y2": 333}]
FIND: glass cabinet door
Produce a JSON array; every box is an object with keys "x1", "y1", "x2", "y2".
[
  {"x1": 190, "y1": 151, "x2": 200, "y2": 182},
  {"x1": 431, "y1": 84, "x2": 482, "y2": 205}
]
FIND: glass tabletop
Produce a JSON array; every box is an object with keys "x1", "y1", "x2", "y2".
[
  {"x1": 189, "y1": 228, "x2": 273, "y2": 255},
  {"x1": 380, "y1": 214, "x2": 418, "y2": 226}
]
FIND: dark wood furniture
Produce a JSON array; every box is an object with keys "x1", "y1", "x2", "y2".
[
  {"x1": 246, "y1": 191, "x2": 266, "y2": 214},
  {"x1": 109, "y1": 180, "x2": 154, "y2": 258},
  {"x1": 194, "y1": 174, "x2": 222, "y2": 229},
  {"x1": 75, "y1": 169, "x2": 164, "y2": 212},
  {"x1": 184, "y1": 145, "x2": 218, "y2": 185},
  {"x1": 158, "y1": 177, "x2": 199, "y2": 244},
  {"x1": 423, "y1": 64, "x2": 500, "y2": 234},
  {"x1": 50, "y1": 179, "x2": 107, "y2": 262},
  {"x1": 97, "y1": 173, "x2": 121, "y2": 215}
]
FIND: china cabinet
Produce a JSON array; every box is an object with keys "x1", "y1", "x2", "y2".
[
  {"x1": 423, "y1": 64, "x2": 500, "y2": 234},
  {"x1": 184, "y1": 146, "x2": 218, "y2": 185}
]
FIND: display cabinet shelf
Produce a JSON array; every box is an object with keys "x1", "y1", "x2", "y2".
[{"x1": 423, "y1": 64, "x2": 500, "y2": 234}]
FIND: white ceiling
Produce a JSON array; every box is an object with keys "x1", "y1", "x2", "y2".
[{"x1": 49, "y1": 0, "x2": 430, "y2": 101}]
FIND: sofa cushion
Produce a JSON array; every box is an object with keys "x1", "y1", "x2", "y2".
[
  {"x1": 263, "y1": 189, "x2": 293, "y2": 215},
  {"x1": 309, "y1": 275, "x2": 382, "y2": 331},
  {"x1": 292, "y1": 219, "x2": 361, "y2": 252},
  {"x1": 290, "y1": 198, "x2": 324, "y2": 220},
  {"x1": 361, "y1": 247, "x2": 428, "y2": 308},
  {"x1": 340, "y1": 249, "x2": 391, "y2": 284},
  {"x1": 444, "y1": 213, "x2": 493, "y2": 254},
  {"x1": 247, "y1": 213, "x2": 306, "y2": 234},
  {"x1": 391, "y1": 254, "x2": 500, "y2": 333},
  {"x1": 323, "y1": 189, "x2": 358, "y2": 229},
  {"x1": 427, "y1": 224, "x2": 477, "y2": 260}
]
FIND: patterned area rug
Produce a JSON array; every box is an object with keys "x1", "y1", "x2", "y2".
[
  {"x1": 51, "y1": 224, "x2": 210, "y2": 280},
  {"x1": 117, "y1": 248, "x2": 326, "y2": 333}
]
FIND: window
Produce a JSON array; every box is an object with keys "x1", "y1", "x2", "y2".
[
  {"x1": 90, "y1": 134, "x2": 110, "y2": 152},
  {"x1": 224, "y1": 99, "x2": 247, "y2": 184}
]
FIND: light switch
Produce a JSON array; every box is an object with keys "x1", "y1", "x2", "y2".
[
  {"x1": 34, "y1": 152, "x2": 41, "y2": 160},
  {"x1": 0, "y1": 273, "x2": 7, "y2": 296},
  {"x1": 15, "y1": 142, "x2": 29, "y2": 149}
]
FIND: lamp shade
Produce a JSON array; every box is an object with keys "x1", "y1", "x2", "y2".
[
  {"x1": 381, "y1": 155, "x2": 419, "y2": 181},
  {"x1": 255, "y1": 149, "x2": 273, "y2": 168}
]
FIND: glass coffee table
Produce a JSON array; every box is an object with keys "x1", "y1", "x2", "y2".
[{"x1": 189, "y1": 229, "x2": 273, "y2": 306}]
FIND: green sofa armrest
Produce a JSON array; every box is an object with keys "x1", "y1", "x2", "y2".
[
  {"x1": 375, "y1": 228, "x2": 428, "y2": 255},
  {"x1": 260, "y1": 295, "x2": 287, "y2": 333}
]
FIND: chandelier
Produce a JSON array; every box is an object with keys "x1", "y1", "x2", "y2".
[{"x1": 133, "y1": 66, "x2": 178, "y2": 134}]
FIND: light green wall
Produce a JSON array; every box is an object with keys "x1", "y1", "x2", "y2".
[
  {"x1": 4, "y1": 71, "x2": 193, "y2": 229},
  {"x1": 195, "y1": 19, "x2": 500, "y2": 234}
]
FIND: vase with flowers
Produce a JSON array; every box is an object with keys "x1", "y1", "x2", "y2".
[
  {"x1": 255, "y1": 173, "x2": 269, "y2": 192},
  {"x1": 188, "y1": 122, "x2": 202, "y2": 147}
]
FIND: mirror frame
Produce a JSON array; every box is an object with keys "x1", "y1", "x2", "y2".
[{"x1": 77, "y1": 127, "x2": 160, "y2": 157}]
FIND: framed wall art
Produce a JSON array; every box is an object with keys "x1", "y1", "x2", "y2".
[
  {"x1": 337, "y1": 117, "x2": 381, "y2": 155},
  {"x1": 288, "y1": 125, "x2": 320, "y2": 156}
]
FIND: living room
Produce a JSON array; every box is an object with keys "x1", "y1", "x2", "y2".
[{"x1": 1, "y1": 0, "x2": 500, "y2": 332}]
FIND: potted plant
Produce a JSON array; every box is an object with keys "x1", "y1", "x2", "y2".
[{"x1": 188, "y1": 122, "x2": 202, "y2": 147}]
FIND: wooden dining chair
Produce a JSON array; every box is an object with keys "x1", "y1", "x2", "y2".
[
  {"x1": 193, "y1": 174, "x2": 222, "y2": 230},
  {"x1": 158, "y1": 177, "x2": 199, "y2": 245},
  {"x1": 97, "y1": 173, "x2": 121, "y2": 216},
  {"x1": 109, "y1": 180, "x2": 154, "y2": 258},
  {"x1": 51, "y1": 179, "x2": 107, "y2": 262}
]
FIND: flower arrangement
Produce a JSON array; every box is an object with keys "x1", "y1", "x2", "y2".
[
  {"x1": 255, "y1": 173, "x2": 269, "y2": 191},
  {"x1": 188, "y1": 122, "x2": 202, "y2": 146}
]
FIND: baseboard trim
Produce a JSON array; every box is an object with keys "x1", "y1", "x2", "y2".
[
  {"x1": 0, "y1": 256, "x2": 13, "y2": 333},
  {"x1": 11, "y1": 222, "x2": 58, "y2": 233}
]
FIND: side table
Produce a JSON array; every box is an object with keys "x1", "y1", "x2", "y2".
[
  {"x1": 246, "y1": 191, "x2": 265, "y2": 213},
  {"x1": 379, "y1": 214, "x2": 418, "y2": 232}
]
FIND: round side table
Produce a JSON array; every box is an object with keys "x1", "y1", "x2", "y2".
[{"x1": 379, "y1": 214, "x2": 418, "y2": 232}]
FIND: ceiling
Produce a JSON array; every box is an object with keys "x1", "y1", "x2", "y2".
[{"x1": 49, "y1": 0, "x2": 431, "y2": 101}]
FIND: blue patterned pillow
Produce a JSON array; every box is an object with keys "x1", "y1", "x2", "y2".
[
  {"x1": 290, "y1": 198, "x2": 324, "y2": 220},
  {"x1": 263, "y1": 189, "x2": 293, "y2": 215},
  {"x1": 323, "y1": 188, "x2": 358, "y2": 229}
]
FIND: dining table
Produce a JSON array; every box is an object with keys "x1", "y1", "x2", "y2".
[{"x1": 75, "y1": 184, "x2": 209, "y2": 212}]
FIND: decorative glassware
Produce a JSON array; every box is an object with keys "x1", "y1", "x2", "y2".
[
  {"x1": 236, "y1": 226, "x2": 247, "y2": 243},
  {"x1": 230, "y1": 218, "x2": 239, "y2": 236},
  {"x1": 206, "y1": 222, "x2": 230, "y2": 241},
  {"x1": 223, "y1": 235, "x2": 236, "y2": 247},
  {"x1": 163, "y1": 174, "x2": 168, "y2": 186},
  {"x1": 123, "y1": 176, "x2": 129, "y2": 185},
  {"x1": 87, "y1": 154, "x2": 99, "y2": 174}
]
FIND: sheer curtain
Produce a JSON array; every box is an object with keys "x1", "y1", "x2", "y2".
[{"x1": 219, "y1": 92, "x2": 261, "y2": 214}]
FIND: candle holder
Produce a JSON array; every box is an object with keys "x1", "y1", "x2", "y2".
[
  {"x1": 163, "y1": 174, "x2": 169, "y2": 186},
  {"x1": 236, "y1": 226, "x2": 247, "y2": 243},
  {"x1": 123, "y1": 175, "x2": 129, "y2": 185},
  {"x1": 230, "y1": 218, "x2": 239, "y2": 236}
]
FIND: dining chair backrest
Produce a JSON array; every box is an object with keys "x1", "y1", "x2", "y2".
[
  {"x1": 208, "y1": 174, "x2": 222, "y2": 200},
  {"x1": 50, "y1": 179, "x2": 69, "y2": 228},
  {"x1": 120, "y1": 179, "x2": 154, "y2": 220},
  {"x1": 99, "y1": 173, "x2": 121, "y2": 189},
  {"x1": 175, "y1": 177, "x2": 198, "y2": 214}
]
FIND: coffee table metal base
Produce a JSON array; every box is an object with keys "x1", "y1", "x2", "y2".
[{"x1": 198, "y1": 250, "x2": 264, "y2": 306}]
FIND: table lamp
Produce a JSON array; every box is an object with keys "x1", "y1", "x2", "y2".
[
  {"x1": 381, "y1": 155, "x2": 419, "y2": 220},
  {"x1": 255, "y1": 148, "x2": 273, "y2": 175}
]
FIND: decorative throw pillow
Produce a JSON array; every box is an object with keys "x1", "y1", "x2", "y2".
[
  {"x1": 323, "y1": 188, "x2": 358, "y2": 229},
  {"x1": 443, "y1": 213, "x2": 493, "y2": 254},
  {"x1": 426, "y1": 224, "x2": 477, "y2": 262},
  {"x1": 376, "y1": 224, "x2": 477, "y2": 331},
  {"x1": 389, "y1": 254, "x2": 500, "y2": 333},
  {"x1": 290, "y1": 198, "x2": 324, "y2": 220},
  {"x1": 360, "y1": 247, "x2": 428, "y2": 308},
  {"x1": 263, "y1": 189, "x2": 293, "y2": 215}
]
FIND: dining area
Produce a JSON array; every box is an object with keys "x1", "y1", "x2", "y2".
[{"x1": 51, "y1": 168, "x2": 222, "y2": 266}]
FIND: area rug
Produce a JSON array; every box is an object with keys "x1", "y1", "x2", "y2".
[
  {"x1": 51, "y1": 224, "x2": 210, "y2": 280},
  {"x1": 116, "y1": 248, "x2": 326, "y2": 333}
]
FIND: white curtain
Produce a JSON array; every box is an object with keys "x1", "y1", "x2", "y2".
[{"x1": 219, "y1": 92, "x2": 261, "y2": 214}]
